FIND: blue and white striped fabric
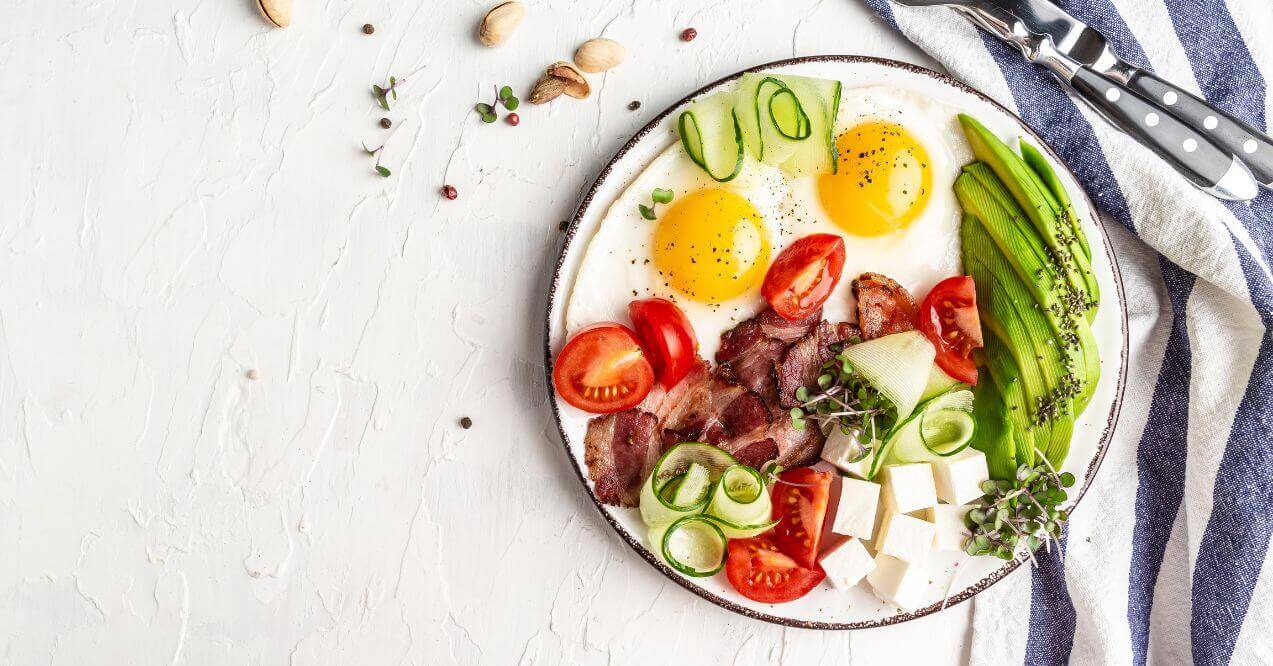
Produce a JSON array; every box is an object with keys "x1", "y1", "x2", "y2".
[{"x1": 860, "y1": 0, "x2": 1272, "y2": 663}]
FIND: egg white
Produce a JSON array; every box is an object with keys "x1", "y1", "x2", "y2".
[{"x1": 565, "y1": 84, "x2": 975, "y2": 362}]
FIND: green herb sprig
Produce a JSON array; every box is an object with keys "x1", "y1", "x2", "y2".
[
  {"x1": 362, "y1": 140, "x2": 394, "y2": 177},
  {"x1": 789, "y1": 343, "x2": 896, "y2": 462},
  {"x1": 962, "y1": 456, "x2": 1076, "y2": 562},
  {"x1": 372, "y1": 76, "x2": 402, "y2": 111},
  {"x1": 475, "y1": 85, "x2": 519, "y2": 123},
  {"x1": 638, "y1": 188, "x2": 674, "y2": 220}
]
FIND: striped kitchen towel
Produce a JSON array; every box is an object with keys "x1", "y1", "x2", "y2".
[{"x1": 860, "y1": 0, "x2": 1272, "y2": 663}]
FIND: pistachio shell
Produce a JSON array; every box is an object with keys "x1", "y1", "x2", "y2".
[
  {"x1": 257, "y1": 0, "x2": 291, "y2": 28},
  {"x1": 573, "y1": 38, "x2": 626, "y2": 73},
  {"x1": 478, "y1": 1, "x2": 524, "y2": 47}
]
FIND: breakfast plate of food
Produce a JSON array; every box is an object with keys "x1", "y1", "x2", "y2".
[{"x1": 544, "y1": 56, "x2": 1128, "y2": 628}]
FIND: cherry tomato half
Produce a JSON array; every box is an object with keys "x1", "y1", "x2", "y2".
[
  {"x1": 761, "y1": 234, "x2": 846, "y2": 321},
  {"x1": 726, "y1": 535, "x2": 826, "y2": 604},
  {"x1": 628, "y1": 298, "x2": 699, "y2": 389},
  {"x1": 552, "y1": 323, "x2": 655, "y2": 413},
  {"x1": 770, "y1": 467, "x2": 833, "y2": 569},
  {"x1": 918, "y1": 276, "x2": 984, "y2": 385}
]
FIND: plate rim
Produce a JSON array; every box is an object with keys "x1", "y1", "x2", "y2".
[{"x1": 542, "y1": 54, "x2": 1130, "y2": 630}]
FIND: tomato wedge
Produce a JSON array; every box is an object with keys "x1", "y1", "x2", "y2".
[
  {"x1": 628, "y1": 298, "x2": 699, "y2": 389},
  {"x1": 552, "y1": 323, "x2": 655, "y2": 413},
  {"x1": 770, "y1": 467, "x2": 832, "y2": 569},
  {"x1": 918, "y1": 276, "x2": 984, "y2": 385},
  {"x1": 725, "y1": 535, "x2": 826, "y2": 603},
  {"x1": 761, "y1": 234, "x2": 846, "y2": 321}
]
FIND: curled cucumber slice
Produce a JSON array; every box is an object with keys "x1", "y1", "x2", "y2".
[
  {"x1": 649, "y1": 514, "x2": 729, "y2": 577},
  {"x1": 707, "y1": 464, "x2": 772, "y2": 527},
  {"x1": 885, "y1": 388, "x2": 977, "y2": 466},
  {"x1": 678, "y1": 92, "x2": 744, "y2": 182},
  {"x1": 640, "y1": 443, "x2": 738, "y2": 529}
]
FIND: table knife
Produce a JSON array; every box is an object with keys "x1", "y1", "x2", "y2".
[{"x1": 893, "y1": 0, "x2": 1271, "y2": 201}]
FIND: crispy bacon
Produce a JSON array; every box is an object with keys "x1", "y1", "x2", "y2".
[
  {"x1": 660, "y1": 364, "x2": 772, "y2": 447},
  {"x1": 584, "y1": 409, "x2": 660, "y2": 506},
  {"x1": 774, "y1": 321, "x2": 862, "y2": 408},
  {"x1": 730, "y1": 438, "x2": 779, "y2": 469},
  {"x1": 716, "y1": 308, "x2": 820, "y2": 402},
  {"x1": 853, "y1": 272, "x2": 918, "y2": 340}
]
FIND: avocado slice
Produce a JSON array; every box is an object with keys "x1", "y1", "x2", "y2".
[
  {"x1": 970, "y1": 364, "x2": 1017, "y2": 479},
  {"x1": 1020, "y1": 141, "x2": 1093, "y2": 264},
  {"x1": 957, "y1": 116, "x2": 1098, "y2": 314},
  {"x1": 954, "y1": 171, "x2": 1100, "y2": 415}
]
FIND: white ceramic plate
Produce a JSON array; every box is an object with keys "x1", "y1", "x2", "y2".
[{"x1": 544, "y1": 56, "x2": 1129, "y2": 629}]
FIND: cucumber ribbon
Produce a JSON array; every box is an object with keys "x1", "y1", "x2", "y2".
[{"x1": 639, "y1": 443, "x2": 777, "y2": 576}]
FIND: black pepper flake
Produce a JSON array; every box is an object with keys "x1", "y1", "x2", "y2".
[{"x1": 459, "y1": 416, "x2": 473, "y2": 429}]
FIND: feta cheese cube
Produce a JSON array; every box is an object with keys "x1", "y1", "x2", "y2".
[
  {"x1": 881, "y1": 463, "x2": 938, "y2": 513},
  {"x1": 866, "y1": 554, "x2": 931, "y2": 611},
  {"x1": 875, "y1": 511, "x2": 937, "y2": 563},
  {"x1": 924, "y1": 504, "x2": 972, "y2": 551},
  {"x1": 932, "y1": 449, "x2": 990, "y2": 505},
  {"x1": 832, "y1": 478, "x2": 881, "y2": 539},
  {"x1": 819, "y1": 538, "x2": 876, "y2": 589},
  {"x1": 820, "y1": 428, "x2": 872, "y2": 478}
]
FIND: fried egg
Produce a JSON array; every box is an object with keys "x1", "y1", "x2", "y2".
[
  {"x1": 784, "y1": 86, "x2": 972, "y2": 324},
  {"x1": 566, "y1": 148, "x2": 787, "y2": 360},
  {"x1": 566, "y1": 83, "x2": 973, "y2": 360}
]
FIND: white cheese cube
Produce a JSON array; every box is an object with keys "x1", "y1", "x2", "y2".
[
  {"x1": 932, "y1": 449, "x2": 990, "y2": 505},
  {"x1": 819, "y1": 538, "x2": 876, "y2": 589},
  {"x1": 832, "y1": 478, "x2": 881, "y2": 540},
  {"x1": 875, "y1": 511, "x2": 937, "y2": 564},
  {"x1": 820, "y1": 428, "x2": 872, "y2": 478},
  {"x1": 866, "y1": 554, "x2": 931, "y2": 611},
  {"x1": 924, "y1": 504, "x2": 972, "y2": 551},
  {"x1": 881, "y1": 463, "x2": 938, "y2": 514}
]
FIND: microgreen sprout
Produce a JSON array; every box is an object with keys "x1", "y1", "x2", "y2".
[
  {"x1": 638, "y1": 188, "x2": 675, "y2": 220},
  {"x1": 962, "y1": 456, "x2": 1076, "y2": 562},
  {"x1": 372, "y1": 75, "x2": 403, "y2": 111},
  {"x1": 788, "y1": 343, "x2": 896, "y2": 464},
  {"x1": 362, "y1": 135, "x2": 398, "y2": 178},
  {"x1": 474, "y1": 85, "x2": 520, "y2": 124}
]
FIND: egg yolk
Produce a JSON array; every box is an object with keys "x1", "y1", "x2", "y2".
[
  {"x1": 653, "y1": 188, "x2": 770, "y2": 303},
  {"x1": 817, "y1": 121, "x2": 932, "y2": 236}
]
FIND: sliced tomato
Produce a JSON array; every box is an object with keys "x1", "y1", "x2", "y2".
[
  {"x1": 725, "y1": 535, "x2": 826, "y2": 603},
  {"x1": 770, "y1": 467, "x2": 832, "y2": 569},
  {"x1": 552, "y1": 323, "x2": 655, "y2": 413},
  {"x1": 628, "y1": 298, "x2": 698, "y2": 388},
  {"x1": 918, "y1": 276, "x2": 984, "y2": 385},
  {"x1": 761, "y1": 234, "x2": 846, "y2": 321}
]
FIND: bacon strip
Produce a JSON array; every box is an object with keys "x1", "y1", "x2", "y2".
[
  {"x1": 853, "y1": 272, "x2": 918, "y2": 340},
  {"x1": 774, "y1": 321, "x2": 862, "y2": 408},
  {"x1": 584, "y1": 409, "x2": 660, "y2": 506}
]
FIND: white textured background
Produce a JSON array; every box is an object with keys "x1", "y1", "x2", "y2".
[{"x1": 0, "y1": 0, "x2": 986, "y2": 662}]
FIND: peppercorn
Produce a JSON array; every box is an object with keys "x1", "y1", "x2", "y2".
[
  {"x1": 505, "y1": 112, "x2": 520, "y2": 126},
  {"x1": 680, "y1": 28, "x2": 697, "y2": 42},
  {"x1": 628, "y1": 100, "x2": 641, "y2": 111},
  {"x1": 362, "y1": 23, "x2": 375, "y2": 35},
  {"x1": 379, "y1": 117, "x2": 392, "y2": 129},
  {"x1": 459, "y1": 416, "x2": 473, "y2": 429},
  {"x1": 441, "y1": 185, "x2": 458, "y2": 200}
]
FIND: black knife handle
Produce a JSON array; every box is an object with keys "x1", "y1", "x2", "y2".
[
  {"x1": 1069, "y1": 67, "x2": 1256, "y2": 200},
  {"x1": 1126, "y1": 69, "x2": 1273, "y2": 186}
]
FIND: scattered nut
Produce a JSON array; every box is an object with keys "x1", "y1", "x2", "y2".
[
  {"x1": 574, "y1": 38, "x2": 627, "y2": 73},
  {"x1": 257, "y1": 0, "x2": 292, "y2": 28},
  {"x1": 478, "y1": 1, "x2": 524, "y2": 47},
  {"x1": 529, "y1": 61, "x2": 590, "y2": 104}
]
